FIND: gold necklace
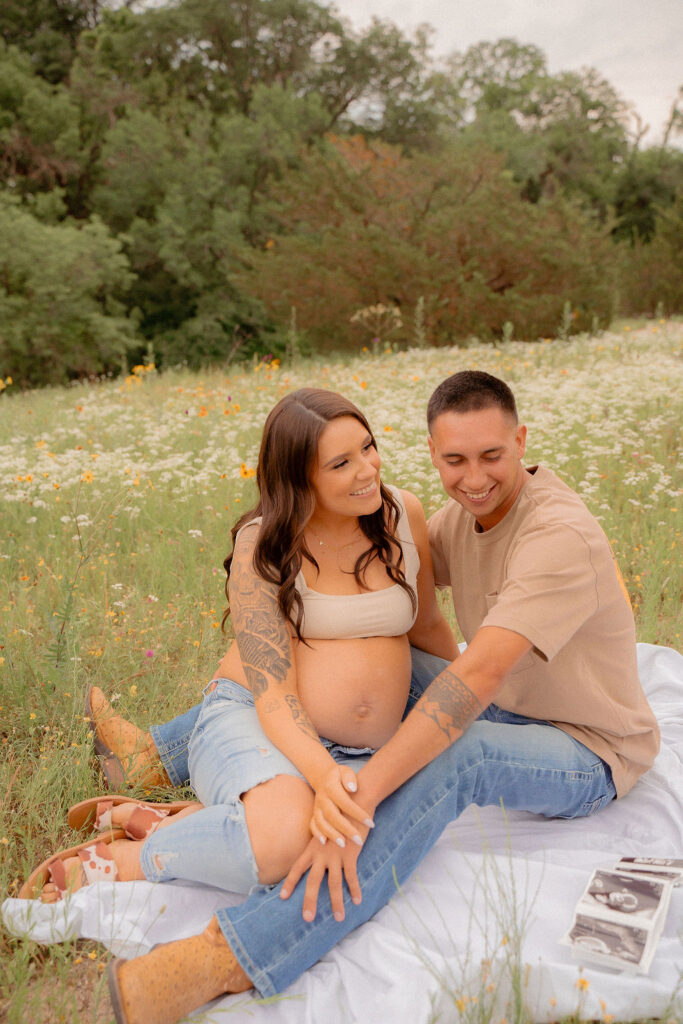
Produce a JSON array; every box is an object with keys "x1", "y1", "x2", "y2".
[{"x1": 307, "y1": 523, "x2": 361, "y2": 554}]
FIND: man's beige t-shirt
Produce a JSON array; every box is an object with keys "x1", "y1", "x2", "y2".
[{"x1": 428, "y1": 465, "x2": 660, "y2": 796}]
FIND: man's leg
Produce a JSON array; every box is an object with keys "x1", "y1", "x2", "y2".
[
  {"x1": 217, "y1": 718, "x2": 615, "y2": 995},
  {"x1": 88, "y1": 687, "x2": 201, "y2": 788},
  {"x1": 111, "y1": 717, "x2": 614, "y2": 1020},
  {"x1": 406, "y1": 646, "x2": 450, "y2": 709},
  {"x1": 148, "y1": 705, "x2": 201, "y2": 787}
]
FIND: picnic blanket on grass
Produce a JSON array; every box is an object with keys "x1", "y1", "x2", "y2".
[{"x1": 3, "y1": 643, "x2": 682, "y2": 1023}]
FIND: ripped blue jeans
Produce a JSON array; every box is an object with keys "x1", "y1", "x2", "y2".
[
  {"x1": 140, "y1": 652, "x2": 615, "y2": 924},
  {"x1": 140, "y1": 678, "x2": 377, "y2": 893}
]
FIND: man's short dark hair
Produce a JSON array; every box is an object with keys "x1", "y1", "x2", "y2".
[{"x1": 427, "y1": 371, "x2": 518, "y2": 429}]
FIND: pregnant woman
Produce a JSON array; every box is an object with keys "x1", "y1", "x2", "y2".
[{"x1": 24, "y1": 387, "x2": 457, "y2": 901}]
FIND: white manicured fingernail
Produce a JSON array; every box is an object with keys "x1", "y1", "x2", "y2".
[
  {"x1": 346, "y1": 780, "x2": 357, "y2": 792},
  {"x1": 280, "y1": 889, "x2": 289, "y2": 899},
  {"x1": 319, "y1": 835, "x2": 326, "y2": 845},
  {"x1": 334, "y1": 911, "x2": 344, "y2": 922},
  {"x1": 364, "y1": 818, "x2": 375, "y2": 828},
  {"x1": 352, "y1": 835, "x2": 362, "y2": 846},
  {"x1": 336, "y1": 837, "x2": 345, "y2": 848}
]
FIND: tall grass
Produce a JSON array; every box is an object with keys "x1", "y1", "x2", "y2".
[{"x1": 1, "y1": 320, "x2": 681, "y2": 1022}]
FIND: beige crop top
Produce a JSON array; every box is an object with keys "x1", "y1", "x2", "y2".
[{"x1": 236, "y1": 486, "x2": 420, "y2": 639}]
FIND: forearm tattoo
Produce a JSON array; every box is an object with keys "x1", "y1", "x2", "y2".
[
  {"x1": 416, "y1": 669, "x2": 483, "y2": 743},
  {"x1": 231, "y1": 540, "x2": 291, "y2": 698},
  {"x1": 284, "y1": 694, "x2": 321, "y2": 744}
]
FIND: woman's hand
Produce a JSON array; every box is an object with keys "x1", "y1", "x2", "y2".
[
  {"x1": 280, "y1": 829, "x2": 367, "y2": 922},
  {"x1": 310, "y1": 764, "x2": 374, "y2": 847}
]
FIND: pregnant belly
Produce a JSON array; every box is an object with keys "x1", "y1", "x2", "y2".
[{"x1": 295, "y1": 634, "x2": 412, "y2": 748}]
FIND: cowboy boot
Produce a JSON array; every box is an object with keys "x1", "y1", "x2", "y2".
[
  {"x1": 108, "y1": 916, "x2": 252, "y2": 1024},
  {"x1": 86, "y1": 686, "x2": 172, "y2": 789}
]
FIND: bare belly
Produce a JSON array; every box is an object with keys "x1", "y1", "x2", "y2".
[{"x1": 216, "y1": 635, "x2": 411, "y2": 749}]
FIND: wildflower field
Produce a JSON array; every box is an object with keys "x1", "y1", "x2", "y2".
[{"x1": 1, "y1": 320, "x2": 681, "y2": 1023}]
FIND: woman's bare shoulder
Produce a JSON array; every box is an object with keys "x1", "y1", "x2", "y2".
[
  {"x1": 395, "y1": 488, "x2": 427, "y2": 524},
  {"x1": 232, "y1": 519, "x2": 261, "y2": 558}
]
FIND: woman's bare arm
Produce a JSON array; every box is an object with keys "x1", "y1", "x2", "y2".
[{"x1": 230, "y1": 525, "x2": 371, "y2": 839}]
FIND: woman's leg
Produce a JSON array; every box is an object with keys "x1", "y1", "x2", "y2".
[
  {"x1": 40, "y1": 837, "x2": 147, "y2": 902},
  {"x1": 138, "y1": 679, "x2": 320, "y2": 892},
  {"x1": 148, "y1": 705, "x2": 202, "y2": 787},
  {"x1": 39, "y1": 804, "x2": 203, "y2": 902},
  {"x1": 139, "y1": 775, "x2": 315, "y2": 892}
]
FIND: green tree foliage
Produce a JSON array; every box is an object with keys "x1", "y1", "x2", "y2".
[
  {"x1": 0, "y1": 194, "x2": 135, "y2": 386},
  {"x1": 243, "y1": 136, "x2": 614, "y2": 346},
  {"x1": 0, "y1": 42, "x2": 81, "y2": 193},
  {"x1": 68, "y1": 0, "x2": 428, "y2": 131},
  {"x1": 619, "y1": 190, "x2": 683, "y2": 315},
  {"x1": 0, "y1": 0, "x2": 102, "y2": 83},
  {"x1": 85, "y1": 84, "x2": 328, "y2": 362},
  {"x1": 0, "y1": 1, "x2": 680, "y2": 385},
  {"x1": 444, "y1": 40, "x2": 630, "y2": 214},
  {"x1": 613, "y1": 147, "x2": 683, "y2": 242}
]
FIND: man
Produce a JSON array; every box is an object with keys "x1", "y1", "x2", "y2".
[{"x1": 101, "y1": 371, "x2": 659, "y2": 1024}]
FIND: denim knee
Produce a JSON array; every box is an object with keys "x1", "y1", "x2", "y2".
[{"x1": 140, "y1": 801, "x2": 259, "y2": 894}]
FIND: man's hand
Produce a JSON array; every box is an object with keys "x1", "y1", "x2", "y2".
[
  {"x1": 280, "y1": 830, "x2": 366, "y2": 922},
  {"x1": 310, "y1": 764, "x2": 374, "y2": 847}
]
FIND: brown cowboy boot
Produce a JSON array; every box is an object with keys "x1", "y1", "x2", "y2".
[
  {"x1": 86, "y1": 686, "x2": 172, "y2": 789},
  {"x1": 108, "y1": 916, "x2": 252, "y2": 1024}
]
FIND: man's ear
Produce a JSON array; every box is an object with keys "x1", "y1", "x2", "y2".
[
  {"x1": 428, "y1": 435, "x2": 437, "y2": 467},
  {"x1": 515, "y1": 424, "x2": 527, "y2": 459}
]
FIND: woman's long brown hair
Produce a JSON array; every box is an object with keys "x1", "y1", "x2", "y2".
[{"x1": 222, "y1": 388, "x2": 416, "y2": 641}]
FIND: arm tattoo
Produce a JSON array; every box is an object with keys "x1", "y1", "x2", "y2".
[
  {"x1": 284, "y1": 694, "x2": 322, "y2": 744},
  {"x1": 231, "y1": 538, "x2": 292, "y2": 699},
  {"x1": 416, "y1": 669, "x2": 483, "y2": 744}
]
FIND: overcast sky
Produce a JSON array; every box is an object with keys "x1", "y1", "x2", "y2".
[{"x1": 328, "y1": 0, "x2": 683, "y2": 146}]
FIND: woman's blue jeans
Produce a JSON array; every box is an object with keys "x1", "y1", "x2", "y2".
[{"x1": 149, "y1": 649, "x2": 615, "y2": 997}]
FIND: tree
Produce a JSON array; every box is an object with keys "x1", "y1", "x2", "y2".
[
  {"x1": 0, "y1": 0, "x2": 105, "y2": 83},
  {"x1": 69, "y1": 1, "x2": 433, "y2": 136},
  {"x1": 613, "y1": 146, "x2": 683, "y2": 242},
  {"x1": 242, "y1": 135, "x2": 615, "y2": 348},
  {"x1": 0, "y1": 194, "x2": 135, "y2": 386},
  {"x1": 618, "y1": 190, "x2": 683, "y2": 315},
  {"x1": 442, "y1": 40, "x2": 630, "y2": 214},
  {"x1": 84, "y1": 83, "x2": 328, "y2": 355},
  {"x1": 0, "y1": 42, "x2": 81, "y2": 194}
]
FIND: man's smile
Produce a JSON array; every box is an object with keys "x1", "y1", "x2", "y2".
[{"x1": 461, "y1": 485, "x2": 496, "y2": 502}]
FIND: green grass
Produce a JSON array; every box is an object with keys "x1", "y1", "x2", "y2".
[{"x1": 1, "y1": 320, "x2": 682, "y2": 1022}]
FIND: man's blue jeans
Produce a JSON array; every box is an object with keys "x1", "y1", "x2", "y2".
[
  {"x1": 150, "y1": 706, "x2": 199, "y2": 787},
  {"x1": 149, "y1": 649, "x2": 615, "y2": 997}
]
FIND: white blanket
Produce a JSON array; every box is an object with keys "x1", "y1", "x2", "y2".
[{"x1": 4, "y1": 643, "x2": 682, "y2": 1023}]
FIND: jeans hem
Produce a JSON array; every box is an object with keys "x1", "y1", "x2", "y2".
[
  {"x1": 149, "y1": 725, "x2": 187, "y2": 788},
  {"x1": 215, "y1": 909, "x2": 278, "y2": 998}
]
